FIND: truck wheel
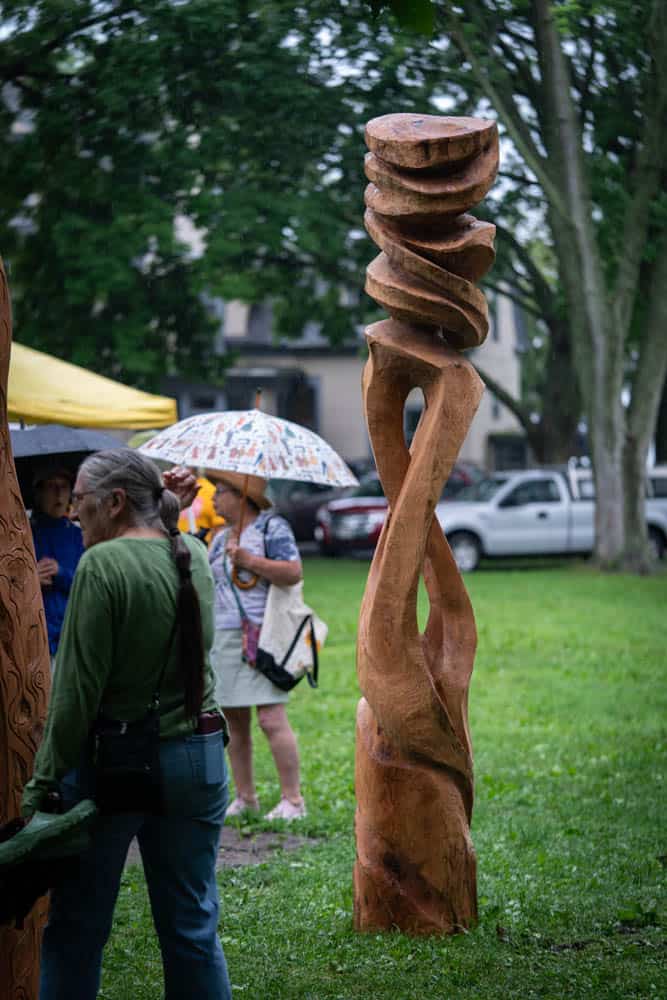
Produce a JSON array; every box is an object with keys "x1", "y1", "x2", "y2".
[
  {"x1": 448, "y1": 532, "x2": 481, "y2": 572},
  {"x1": 648, "y1": 527, "x2": 665, "y2": 562}
]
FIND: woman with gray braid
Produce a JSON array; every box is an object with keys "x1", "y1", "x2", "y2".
[{"x1": 21, "y1": 449, "x2": 232, "y2": 1000}]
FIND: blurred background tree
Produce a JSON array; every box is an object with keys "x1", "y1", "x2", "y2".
[{"x1": 2, "y1": 0, "x2": 665, "y2": 568}]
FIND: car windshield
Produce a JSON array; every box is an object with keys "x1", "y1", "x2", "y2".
[{"x1": 455, "y1": 475, "x2": 508, "y2": 501}]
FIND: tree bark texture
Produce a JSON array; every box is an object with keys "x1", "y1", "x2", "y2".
[
  {"x1": 0, "y1": 258, "x2": 51, "y2": 1000},
  {"x1": 533, "y1": 0, "x2": 627, "y2": 567},
  {"x1": 476, "y1": 307, "x2": 581, "y2": 465},
  {"x1": 354, "y1": 114, "x2": 497, "y2": 934},
  {"x1": 623, "y1": 240, "x2": 667, "y2": 570},
  {"x1": 655, "y1": 382, "x2": 667, "y2": 465}
]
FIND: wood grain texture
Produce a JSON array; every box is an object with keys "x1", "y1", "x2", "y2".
[
  {"x1": 354, "y1": 114, "x2": 497, "y2": 935},
  {"x1": 0, "y1": 258, "x2": 51, "y2": 999},
  {"x1": 363, "y1": 117, "x2": 497, "y2": 351}
]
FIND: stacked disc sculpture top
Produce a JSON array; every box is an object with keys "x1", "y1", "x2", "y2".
[
  {"x1": 364, "y1": 113, "x2": 498, "y2": 347},
  {"x1": 353, "y1": 114, "x2": 498, "y2": 935}
]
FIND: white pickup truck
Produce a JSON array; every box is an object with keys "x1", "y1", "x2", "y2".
[{"x1": 435, "y1": 467, "x2": 667, "y2": 572}]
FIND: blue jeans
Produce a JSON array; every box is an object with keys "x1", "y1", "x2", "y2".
[{"x1": 40, "y1": 731, "x2": 231, "y2": 1000}]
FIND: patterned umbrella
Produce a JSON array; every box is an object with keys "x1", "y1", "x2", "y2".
[{"x1": 138, "y1": 410, "x2": 359, "y2": 488}]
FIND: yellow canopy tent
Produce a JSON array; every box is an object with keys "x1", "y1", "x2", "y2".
[{"x1": 8, "y1": 342, "x2": 177, "y2": 429}]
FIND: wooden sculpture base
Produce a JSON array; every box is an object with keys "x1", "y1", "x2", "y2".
[
  {"x1": 353, "y1": 319, "x2": 483, "y2": 935},
  {"x1": 0, "y1": 259, "x2": 51, "y2": 999}
]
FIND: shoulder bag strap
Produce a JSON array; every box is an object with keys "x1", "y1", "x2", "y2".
[
  {"x1": 151, "y1": 614, "x2": 180, "y2": 710},
  {"x1": 221, "y1": 551, "x2": 249, "y2": 622},
  {"x1": 261, "y1": 513, "x2": 277, "y2": 556},
  {"x1": 306, "y1": 618, "x2": 319, "y2": 689}
]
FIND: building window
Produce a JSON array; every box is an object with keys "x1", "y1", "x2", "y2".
[
  {"x1": 489, "y1": 435, "x2": 528, "y2": 471},
  {"x1": 192, "y1": 394, "x2": 217, "y2": 411}
]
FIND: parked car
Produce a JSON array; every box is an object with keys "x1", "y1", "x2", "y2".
[
  {"x1": 572, "y1": 463, "x2": 667, "y2": 501},
  {"x1": 314, "y1": 473, "x2": 386, "y2": 556},
  {"x1": 648, "y1": 466, "x2": 667, "y2": 498},
  {"x1": 314, "y1": 464, "x2": 483, "y2": 556},
  {"x1": 435, "y1": 467, "x2": 667, "y2": 572},
  {"x1": 269, "y1": 479, "x2": 348, "y2": 543}
]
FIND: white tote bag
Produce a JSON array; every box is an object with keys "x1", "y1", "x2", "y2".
[{"x1": 255, "y1": 582, "x2": 327, "y2": 691}]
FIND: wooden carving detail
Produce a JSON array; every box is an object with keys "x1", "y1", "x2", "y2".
[
  {"x1": 354, "y1": 115, "x2": 498, "y2": 935},
  {"x1": 0, "y1": 258, "x2": 51, "y2": 999}
]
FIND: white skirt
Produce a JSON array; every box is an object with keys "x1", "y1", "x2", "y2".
[{"x1": 210, "y1": 628, "x2": 289, "y2": 707}]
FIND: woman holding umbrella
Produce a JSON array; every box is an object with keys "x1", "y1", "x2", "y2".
[
  {"x1": 137, "y1": 403, "x2": 358, "y2": 820},
  {"x1": 208, "y1": 471, "x2": 307, "y2": 820}
]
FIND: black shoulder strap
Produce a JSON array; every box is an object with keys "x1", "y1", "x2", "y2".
[
  {"x1": 261, "y1": 513, "x2": 276, "y2": 556},
  {"x1": 262, "y1": 512, "x2": 293, "y2": 558},
  {"x1": 152, "y1": 615, "x2": 179, "y2": 709}
]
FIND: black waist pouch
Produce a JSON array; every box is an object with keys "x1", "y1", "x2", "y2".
[{"x1": 93, "y1": 708, "x2": 162, "y2": 816}]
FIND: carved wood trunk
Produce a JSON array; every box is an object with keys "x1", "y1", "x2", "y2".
[
  {"x1": 354, "y1": 115, "x2": 498, "y2": 935},
  {"x1": 0, "y1": 258, "x2": 51, "y2": 999}
]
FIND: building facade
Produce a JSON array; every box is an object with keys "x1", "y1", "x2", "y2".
[{"x1": 164, "y1": 293, "x2": 527, "y2": 472}]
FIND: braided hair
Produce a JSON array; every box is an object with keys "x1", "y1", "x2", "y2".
[{"x1": 79, "y1": 448, "x2": 205, "y2": 717}]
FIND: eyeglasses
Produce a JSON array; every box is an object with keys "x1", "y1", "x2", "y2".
[
  {"x1": 70, "y1": 490, "x2": 97, "y2": 506},
  {"x1": 214, "y1": 485, "x2": 236, "y2": 495}
]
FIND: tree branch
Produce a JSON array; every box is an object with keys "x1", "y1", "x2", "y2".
[
  {"x1": 493, "y1": 221, "x2": 557, "y2": 320},
  {"x1": 612, "y1": 0, "x2": 667, "y2": 335},
  {"x1": 626, "y1": 237, "x2": 667, "y2": 453},
  {"x1": 437, "y1": 6, "x2": 572, "y2": 222},
  {"x1": 482, "y1": 281, "x2": 542, "y2": 320},
  {"x1": 576, "y1": 15, "x2": 598, "y2": 122},
  {"x1": 493, "y1": 32, "x2": 540, "y2": 105},
  {"x1": 497, "y1": 169, "x2": 541, "y2": 188},
  {"x1": 473, "y1": 363, "x2": 531, "y2": 428},
  {"x1": 532, "y1": 0, "x2": 613, "y2": 370}
]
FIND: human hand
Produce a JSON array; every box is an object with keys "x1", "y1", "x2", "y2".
[
  {"x1": 163, "y1": 467, "x2": 199, "y2": 510},
  {"x1": 225, "y1": 534, "x2": 240, "y2": 563},
  {"x1": 226, "y1": 536, "x2": 255, "y2": 573},
  {"x1": 37, "y1": 557, "x2": 58, "y2": 585}
]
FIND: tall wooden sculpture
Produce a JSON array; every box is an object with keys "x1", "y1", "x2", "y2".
[
  {"x1": 354, "y1": 114, "x2": 498, "y2": 935},
  {"x1": 0, "y1": 258, "x2": 51, "y2": 998}
]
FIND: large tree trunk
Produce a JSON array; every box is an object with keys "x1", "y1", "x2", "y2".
[
  {"x1": 475, "y1": 309, "x2": 581, "y2": 465},
  {"x1": 0, "y1": 258, "x2": 51, "y2": 999},
  {"x1": 587, "y1": 346, "x2": 626, "y2": 567},
  {"x1": 533, "y1": 0, "x2": 627, "y2": 566},
  {"x1": 655, "y1": 381, "x2": 667, "y2": 465},
  {"x1": 622, "y1": 243, "x2": 667, "y2": 571},
  {"x1": 538, "y1": 314, "x2": 582, "y2": 463}
]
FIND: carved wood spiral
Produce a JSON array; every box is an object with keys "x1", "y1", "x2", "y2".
[
  {"x1": 354, "y1": 114, "x2": 498, "y2": 935},
  {"x1": 0, "y1": 258, "x2": 51, "y2": 998}
]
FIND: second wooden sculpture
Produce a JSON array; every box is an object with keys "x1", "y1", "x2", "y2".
[
  {"x1": 354, "y1": 114, "x2": 498, "y2": 935},
  {"x1": 0, "y1": 259, "x2": 52, "y2": 998}
]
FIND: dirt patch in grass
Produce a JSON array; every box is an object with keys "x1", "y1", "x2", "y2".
[
  {"x1": 216, "y1": 826, "x2": 319, "y2": 868},
  {"x1": 125, "y1": 826, "x2": 318, "y2": 870}
]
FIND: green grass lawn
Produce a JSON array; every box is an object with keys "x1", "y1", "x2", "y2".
[{"x1": 104, "y1": 559, "x2": 667, "y2": 999}]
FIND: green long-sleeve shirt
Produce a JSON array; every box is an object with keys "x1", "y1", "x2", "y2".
[{"x1": 22, "y1": 533, "x2": 221, "y2": 816}]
